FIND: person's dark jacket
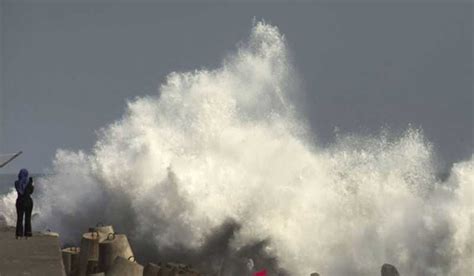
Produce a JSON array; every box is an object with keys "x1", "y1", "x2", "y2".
[{"x1": 15, "y1": 178, "x2": 34, "y2": 198}]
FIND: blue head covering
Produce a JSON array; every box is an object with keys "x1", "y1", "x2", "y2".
[{"x1": 15, "y1": 168, "x2": 29, "y2": 195}]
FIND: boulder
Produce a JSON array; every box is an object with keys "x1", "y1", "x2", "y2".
[
  {"x1": 143, "y1": 263, "x2": 161, "y2": 276},
  {"x1": 381, "y1": 263, "x2": 400, "y2": 276}
]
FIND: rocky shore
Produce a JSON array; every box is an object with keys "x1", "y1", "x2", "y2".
[{"x1": 61, "y1": 223, "x2": 401, "y2": 276}]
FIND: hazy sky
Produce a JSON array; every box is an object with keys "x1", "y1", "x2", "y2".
[{"x1": 0, "y1": 1, "x2": 472, "y2": 173}]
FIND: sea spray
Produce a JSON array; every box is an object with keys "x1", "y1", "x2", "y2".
[{"x1": 0, "y1": 21, "x2": 472, "y2": 275}]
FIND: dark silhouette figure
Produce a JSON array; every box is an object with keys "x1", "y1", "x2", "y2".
[{"x1": 14, "y1": 169, "x2": 34, "y2": 239}]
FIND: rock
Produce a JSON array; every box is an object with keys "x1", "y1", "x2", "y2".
[
  {"x1": 310, "y1": 273, "x2": 320, "y2": 276},
  {"x1": 40, "y1": 229, "x2": 60, "y2": 237},
  {"x1": 381, "y1": 263, "x2": 399, "y2": 276},
  {"x1": 143, "y1": 262, "x2": 161, "y2": 276}
]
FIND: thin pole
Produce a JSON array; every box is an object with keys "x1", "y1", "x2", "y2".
[{"x1": 0, "y1": 151, "x2": 23, "y2": 168}]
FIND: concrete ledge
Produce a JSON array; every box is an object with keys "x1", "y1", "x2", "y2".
[{"x1": 0, "y1": 226, "x2": 66, "y2": 276}]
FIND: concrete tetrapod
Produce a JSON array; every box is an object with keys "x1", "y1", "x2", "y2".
[
  {"x1": 98, "y1": 233, "x2": 134, "y2": 273},
  {"x1": 105, "y1": 256, "x2": 143, "y2": 276},
  {"x1": 89, "y1": 224, "x2": 115, "y2": 242},
  {"x1": 62, "y1": 247, "x2": 80, "y2": 276},
  {"x1": 77, "y1": 231, "x2": 100, "y2": 276},
  {"x1": 143, "y1": 263, "x2": 161, "y2": 276},
  {"x1": 87, "y1": 259, "x2": 100, "y2": 274}
]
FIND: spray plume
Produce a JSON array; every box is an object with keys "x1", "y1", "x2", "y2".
[{"x1": 0, "y1": 21, "x2": 472, "y2": 275}]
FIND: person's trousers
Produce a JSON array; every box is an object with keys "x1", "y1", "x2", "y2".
[{"x1": 15, "y1": 196, "x2": 33, "y2": 237}]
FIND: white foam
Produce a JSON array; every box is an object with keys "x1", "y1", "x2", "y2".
[{"x1": 1, "y1": 21, "x2": 472, "y2": 275}]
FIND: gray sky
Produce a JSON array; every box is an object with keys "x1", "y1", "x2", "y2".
[{"x1": 0, "y1": 1, "x2": 472, "y2": 173}]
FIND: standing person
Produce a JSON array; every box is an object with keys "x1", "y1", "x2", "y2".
[{"x1": 14, "y1": 168, "x2": 34, "y2": 239}]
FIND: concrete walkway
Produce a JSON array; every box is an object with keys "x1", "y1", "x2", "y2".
[{"x1": 0, "y1": 226, "x2": 65, "y2": 276}]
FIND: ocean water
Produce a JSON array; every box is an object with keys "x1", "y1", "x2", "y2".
[
  {"x1": 0, "y1": 22, "x2": 472, "y2": 276},
  {"x1": 0, "y1": 174, "x2": 16, "y2": 195}
]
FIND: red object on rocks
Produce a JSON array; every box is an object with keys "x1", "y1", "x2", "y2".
[{"x1": 254, "y1": 270, "x2": 267, "y2": 276}]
